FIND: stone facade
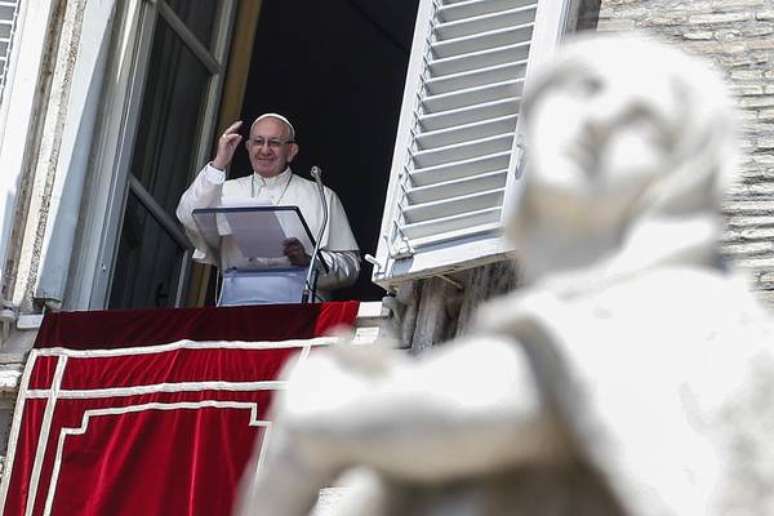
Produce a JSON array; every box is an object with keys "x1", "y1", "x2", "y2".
[
  {"x1": 399, "y1": 0, "x2": 774, "y2": 354},
  {"x1": 397, "y1": 261, "x2": 519, "y2": 353},
  {"x1": 598, "y1": 0, "x2": 774, "y2": 305}
]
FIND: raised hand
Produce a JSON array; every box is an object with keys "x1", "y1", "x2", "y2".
[{"x1": 212, "y1": 120, "x2": 243, "y2": 170}]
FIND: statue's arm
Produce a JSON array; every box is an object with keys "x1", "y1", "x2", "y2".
[{"x1": 239, "y1": 335, "x2": 570, "y2": 516}]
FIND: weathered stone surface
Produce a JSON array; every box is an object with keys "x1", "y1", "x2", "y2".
[
  {"x1": 757, "y1": 271, "x2": 774, "y2": 283},
  {"x1": 734, "y1": 255, "x2": 774, "y2": 268},
  {"x1": 727, "y1": 181, "x2": 774, "y2": 196},
  {"x1": 723, "y1": 200, "x2": 774, "y2": 214},
  {"x1": 642, "y1": 15, "x2": 690, "y2": 26},
  {"x1": 719, "y1": 0, "x2": 765, "y2": 8},
  {"x1": 757, "y1": 9, "x2": 774, "y2": 21},
  {"x1": 748, "y1": 37, "x2": 774, "y2": 50},
  {"x1": 597, "y1": 18, "x2": 636, "y2": 31},
  {"x1": 731, "y1": 69, "x2": 764, "y2": 80},
  {"x1": 746, "y1": 119, "x2": 774, "y2": 131},
  {"x1": 726, "y1": 214, "x2": 774, "y2": 226},
  {"x1": 683, "y1": 30, "x2": 714, "y2": 40},
  {"x1": 748, "y1": 154, "x2": 774, "y2": 166},
  {"x1": 409, "y1": 276, "x2": 463, "y2": 354},
  {"x1": 725, "y1": 226, "x2": 774, "y2": 241},
  {"x1": 689, "y1": 12, "x2": 752, "y2": 25},
  {"x1": 685, "y1": 40, "x2": 748, "y2": 54},
  {"x1": 734, "y1": 83, "x2": 766, "y2": 95},
  {"x1": 598, "y1": 6, "x2": 647, "y2": 18},
  {"x1": 0, "y1": 366, "x2": 21, "y2": 393},
  {"x1": 455, "y1": 261, "x2": 518, "y2": 337},
  {"x1": 743, "y1": 25, "x2": 774, "y2": 37},
  {"x1": 737, "y1": 169, "x2": 774, "y2": 181},
  {"x1": 716, "y1": 52, "x2": 769, "y2": 67},
  {"x1": 722, "y1": 240, "x2": 774, "y2": 255},
  {"x1": 739, "y1": 95, "x2": 774, "y2": 108},
  {"x1": 756, "y1": 137, "x2": 774, "y2": 149}
]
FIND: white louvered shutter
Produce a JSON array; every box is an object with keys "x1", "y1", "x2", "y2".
[
  {"x1": 372, "y1": 0, "x2": 571, "y2": 287},
  {"x1": 0, "y1": 0, "x2": 20, "y2": 103}
]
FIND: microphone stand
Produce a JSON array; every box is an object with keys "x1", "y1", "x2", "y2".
[{"x1": 303, "y1": 166, "x2": 329, "y2": 303}]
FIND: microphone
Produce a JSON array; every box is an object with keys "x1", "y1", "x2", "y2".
[
  {"x1": 310, "y1": 169, "x2": 328, "y2": 268},
  {"x1": 303, "y1": 166, "x2": 330, "y2": 302},
  {"x1": 309, "y1": 169, "x2": 329, "y2": 270}
]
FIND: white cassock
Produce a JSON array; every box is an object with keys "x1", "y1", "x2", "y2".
[{"x1": 177, "y1": 163, "x2": 360, "y2": 303}]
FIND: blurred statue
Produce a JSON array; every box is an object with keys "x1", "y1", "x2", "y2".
[{"x1": 238, "y1": 34, "x2": 774, "y2": 516}]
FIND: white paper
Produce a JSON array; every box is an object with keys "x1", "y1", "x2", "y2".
[
  {"x1": 215, "y1": 198, "x2": 272, "y2": 237},
  {"x1": 193, "y1": 202, "x2": 315, "y2": 260},
  {"x1": 226, "y1": 209, "x2": 288, "y2": 258}
]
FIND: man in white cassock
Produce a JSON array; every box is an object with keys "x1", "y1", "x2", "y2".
[
  {"x1": 237, "y1": 35, "x2": 774, "y2": 516},
  {"x1": 177, "y1": 113, "x2": 360, "y2": 304}
]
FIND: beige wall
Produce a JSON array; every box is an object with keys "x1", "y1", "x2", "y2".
[{"x1": 599, "y1": 0, "x2": 774, "y2": 305}]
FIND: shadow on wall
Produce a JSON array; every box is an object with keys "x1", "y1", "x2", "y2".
[
  {"x1": 35, "y1": 16, "x2": 115, "y2": 309},
  {"x1": 0, "y1": 186, "x2": 16, "y2": 300},
  {"x1": 576, "y1": 0, "x2": 601, "y2": 31}
]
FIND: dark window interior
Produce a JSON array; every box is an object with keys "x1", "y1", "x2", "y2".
[{"x1": 232, "y1": 0, "x2": 420, "y2": 301}]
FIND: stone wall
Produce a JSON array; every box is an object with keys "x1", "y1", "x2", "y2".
[
  {"x1": 599, "y1": 0, "x2": 774, "y2": 305},
  {"x1": 397, "y1": 261, "x2": 519, "y2": 354}
]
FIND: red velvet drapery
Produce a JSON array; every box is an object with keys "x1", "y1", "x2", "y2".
[{"x1": 2, "y1": 301, "x2": 359, "y2": 516}]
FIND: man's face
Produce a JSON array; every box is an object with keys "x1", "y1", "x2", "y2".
[{"x1": 246, "y1": 117, "x2": 299, "y2": 178}]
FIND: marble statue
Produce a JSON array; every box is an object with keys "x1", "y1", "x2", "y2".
[{"x1": 237, "y1": 34, "x2": 774, "y2": 516}]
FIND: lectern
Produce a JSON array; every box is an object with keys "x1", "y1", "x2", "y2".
[{"x1": 192, "y1": 205, "x2": 319, "y2": 305}]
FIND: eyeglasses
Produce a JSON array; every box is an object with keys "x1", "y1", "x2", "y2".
[{"x1": 246, "y1": 138, "x2": 295, "y2": 150}]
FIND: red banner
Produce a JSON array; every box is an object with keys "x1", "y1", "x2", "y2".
[{"x1": 1, "y1": 302, "x2": 359, "y2": 516}]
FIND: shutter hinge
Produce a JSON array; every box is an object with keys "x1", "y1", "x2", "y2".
[{"x1": 385, "y1": 230, "x2": 414, "y2": 260}]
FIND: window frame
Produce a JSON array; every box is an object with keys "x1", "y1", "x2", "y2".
[
  {"x1": 371, "y1": 0, "x2": 575, "y2": 289},
  {"x1": 0, "y1": 0, "x2": 56, "y2": 293},
  {"x1": 67, "y1": 0, "x2": 237, "y2": 310}
]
